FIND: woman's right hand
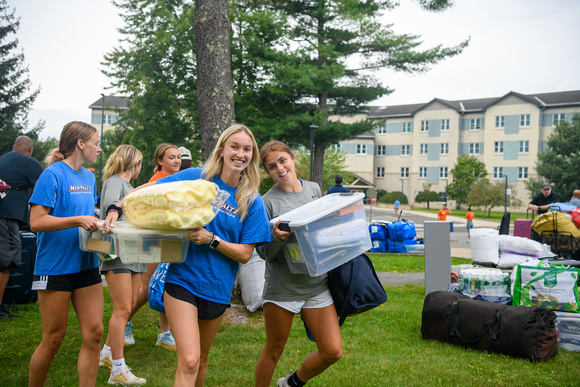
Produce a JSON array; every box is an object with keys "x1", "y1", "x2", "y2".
[
  {"x1": 103, "y1": 211, "x2": 119, "y2": 233},
  {"x1": 78, "y1": 216, "x2": 101, "y2": 232},
  {"x1": 272, "y1": 220, "x2": 291, "y2": 241}
]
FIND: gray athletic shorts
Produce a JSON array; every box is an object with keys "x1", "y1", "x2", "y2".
[{"x1": 0, "y1": 218, "x2": 21, "y2": 270}]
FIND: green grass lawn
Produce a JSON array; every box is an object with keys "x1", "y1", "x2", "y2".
[
  {"x1": 3, "y1": 253, "x2": 579, "y2": 386},
  {"x1": 3, "y1": 285, "x2": 579, "y2": 386}
]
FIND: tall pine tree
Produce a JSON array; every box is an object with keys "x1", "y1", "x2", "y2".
[
  {"x1": 233, "y1": 0, "x2": 468, "y2": 186},
  {"x1": 0, "y1": 0, "x2": 44, "y2": 156}
]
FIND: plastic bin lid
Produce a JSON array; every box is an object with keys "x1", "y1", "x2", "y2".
[
  {"x1": 269, "y1": 192, "x2": 365, "y2": 228},
  {"x1": 111, "y1": 221, "x2": 188, "y2": 235}
]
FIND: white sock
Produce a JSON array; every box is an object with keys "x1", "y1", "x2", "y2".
[
  {"x1": 112, "y1": 358, "x2": 126, "y2": 375},
  {"x1": 101, "y1": 344, "x2": 111, "y2": 357}
]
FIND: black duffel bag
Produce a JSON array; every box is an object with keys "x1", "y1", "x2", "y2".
[{"x1": 421, "y1": 291, "x2": 558, "y2": 362}]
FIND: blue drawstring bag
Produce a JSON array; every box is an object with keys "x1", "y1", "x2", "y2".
[{"x1": 148, "y1": 263, "x2": 169, "y2": 313}]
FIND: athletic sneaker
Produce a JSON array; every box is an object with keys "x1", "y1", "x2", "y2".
[
  {"x1": 155, "y1": 331, "x2": 176, "y2": 351},
  {"x1": 277, "y1": 370, "x2": 293, "y2": 387},
  {"x1": 100, "y1": 354, "x2": 113, "y2": 370},
  {"x1": 107, "y1": 366, "x2": 146, "y2": 385},
  {"x1": 124, "y1": 321, "x2": 135, "y2": 346}
]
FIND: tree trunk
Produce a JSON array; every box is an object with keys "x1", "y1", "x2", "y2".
[{"x1": 195, "y1": 0, "x2": 235, "y2": 162}]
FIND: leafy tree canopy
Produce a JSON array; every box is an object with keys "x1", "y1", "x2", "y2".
[
  {"x1": 447, "y1": 154, "x2": 487, "y2": 207},
  {"x1": 535, "y1": 114, "x2": 580, "y2": 200},
  {"x1": 101, "y1": 0, "x2": 198, "y2": 186}
]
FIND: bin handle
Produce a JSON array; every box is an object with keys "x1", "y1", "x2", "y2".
[
  {"x1": 278, "y1": 222, "x2": 291, "y2": 232},
  {"x1": 337, "y1": 204, "x2": 363, "y2": 216}
]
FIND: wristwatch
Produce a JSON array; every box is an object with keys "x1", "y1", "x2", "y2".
[{"x1": 209, "y1": 235, "x2": 221, "y2": 249}]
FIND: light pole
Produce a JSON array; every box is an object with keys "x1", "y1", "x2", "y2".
[
  {"x1": 400, "y1": 178, "x2": 404, "y2": 203},
  {"x1": 309, "y1": 124, "x2": 317, "y2": 181},
  {"x1": 503, "y1": 174, "x2": 508, "y2": 213},
  {"x1": 99, "y1": 93, "x2": 105, "y2": 187}
]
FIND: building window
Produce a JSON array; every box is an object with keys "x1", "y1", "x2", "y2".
[
  {"x1": 333, "y1": 144, "x2": 342, "y2": 152},
  {"x1": 377, "y1": 124, "x2": 386, "y2": 134},
  {"x1": 400, "y1": 167, "x2": 409, "y2": 178},
  {"x1": 439, "y1": 167, "x2": 448, "y2": 178},
  {"x1": 494, "y1": 141, "x2": 504, "y2": 154},
  {"x1": 441, "y1": 119, "x2": 450, "y2": 131},
  {"x1": 401, "y1": 145, "x2": 410, "y2": 156},
  {"x1": 376, "y1": 145, "x2": 385, "y2": 156},
  {"x1": 469, "y1": 143, "x2": 480, "y2": 155},
  {"x1": 495, "y1": 116, "x2": 505, "y2": 128},
  {"x1": 402, "y1": 122, "x2": 412, "y2": 133},
  {"x1": 419, "y1": 167, "x2": 427, "y2": 178},
  {"x1": 519, "y1": 140, "x2": 529, "y2": 154},
  {"x1": 469, "y1": 118, "x2": 481, "y2": 130},
  {"x1": 494, "y1": 167, "x2": 503, "y2": 179},
  {"x1": 440, "y1": 143, "x2": 449, "y2": 155},
  {"x1": 421, "y1": 120, "x2": 429, "y2": 132},
  {"x1": 356, "y1": 144, "x2": 367, "y2": 155},
  {"x1": 376, "y1": 167, "x2": 385, "y2": 178},
  {"x1": 518, "y1": 167, "x2": 528, "y2": 179},
  {"x1": 520, "y1": 114, "x2": 530, "y2": 127},
  {"x1": 420, "y1": 143, "x2": 428, "y2": 155},
  {"x1": 552, "y1": 113, "x2": 566, "y2": 126}
]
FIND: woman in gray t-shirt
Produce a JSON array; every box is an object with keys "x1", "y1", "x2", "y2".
[
  {"x1": 255, "y1": 141, "x2": 342, "y2": 387},
  {"x1": 98, "y1": 144, "x2": 147, "y2": 385}
]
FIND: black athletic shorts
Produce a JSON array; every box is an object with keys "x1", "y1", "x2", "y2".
[
  {"x1": 164, "y1": 282, "x2": 229, "y2": 320},
  {"x1": 32, "y1": 267, "x2": 102, "y2": 291}
]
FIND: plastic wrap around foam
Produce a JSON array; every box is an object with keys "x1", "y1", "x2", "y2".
[{"x1": 123, "y1": 180, "x2": 229, "y2": 230}]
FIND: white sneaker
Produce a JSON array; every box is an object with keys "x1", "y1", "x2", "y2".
[
  {"x1": 124, "y1": 321, "x2": 135, "y2": 346},
  {"x1": 108, "y1": 366, "x2": 146, "y2": 385},
  {"x1": 276, "y1": 370, "x2": 293, "y2": 387},
  {"x1": 156, "y1": 330, "x2": 176, "y2": 351},
  {"x1": 99, "y1": 354, "x2": 113, "y2": 370}
]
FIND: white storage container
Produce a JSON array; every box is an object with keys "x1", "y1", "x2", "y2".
[
  {"x1": 112, "y1": 222, "x2": 189, "y2": 264},
  {"x1": 78, "y1": 225, "x2": 116, "y2": 261},
  {"x1": 269, "y1": 192, "x2": 371, "y2": 276}
]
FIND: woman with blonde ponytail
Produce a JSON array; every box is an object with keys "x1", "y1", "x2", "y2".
[
  {"x1": 103, "y1": 124, "x2": 271, "y2": 385},
  {"x1": 28, "y1": 121, "x2": 104, "y2": 386},
  {"x1": 98, "y1": 144, "x2": 147, "y2": 385}
]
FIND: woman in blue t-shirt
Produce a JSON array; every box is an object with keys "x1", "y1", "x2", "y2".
[
  {"x1": 103, "y1": 124, "x2": 270, "y2": 385},
  {"x1": 28, "y1": 121, "x2": 104, "y2": 386}
]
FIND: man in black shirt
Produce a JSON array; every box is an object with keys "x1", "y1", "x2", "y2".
[{"x1": 528, "y1": 183, "x2": 561, "y2": 215}]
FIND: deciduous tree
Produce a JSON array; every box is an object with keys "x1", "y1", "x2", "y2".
[
  {"x1": 535, "y1": 114, "x2": 580, "y2": 200},
  {"x1": 447, "y1": 154, "x2": 487, "y2": 208}
]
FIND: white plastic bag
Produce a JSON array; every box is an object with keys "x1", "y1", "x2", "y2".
[
  {"x1": 470, "y1": 228, "x2": 499, "y2": 265},
  {"x1": 237, "y1": 251, "x2": 265, "y2": 312},
  {"x1": 498, "y1": 234, "x2": 555, "y2": 258}
]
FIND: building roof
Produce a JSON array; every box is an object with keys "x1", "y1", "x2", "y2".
[
  {"x1": 368, "y1": 90, "x2": 580, "y2": 119},
  {"x1": 88, "y1": 95, "x2": 130, "y2": 110}
]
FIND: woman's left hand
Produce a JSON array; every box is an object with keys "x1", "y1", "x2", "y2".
[{"x1": 188, "y1": 227, "x2": 213, "y2": 245}]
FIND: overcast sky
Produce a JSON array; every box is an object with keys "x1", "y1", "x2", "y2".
[{"x1": 9, "y1": 0, "x2": 580, "y2": 140}]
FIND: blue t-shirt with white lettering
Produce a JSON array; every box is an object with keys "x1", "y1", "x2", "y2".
[
  {"x1": 159, "y1": 168, "x2": 270, "y2": 304},
  {"x1": 29, "y1": 161, "x2": 98, "y2": 275}
]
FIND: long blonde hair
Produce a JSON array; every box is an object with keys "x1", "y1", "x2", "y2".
[
  {"x1": 103, "y1": 145, "x2": 143, "y2": 183},
  {"x1": 153, "y1": 143, "x2": 178, "y2": 174},
  {"x1": 203, "y1": 124, "x2": 260, "y2": 220},
  {"x1": 46, "y1": 121, "x2": 97, "y2": 165}
]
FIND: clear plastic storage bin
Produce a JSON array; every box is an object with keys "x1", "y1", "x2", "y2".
[
  {"x1": 270, "y1": 192, "x2": 371, "y2": 276},
  {"x1": 112, "y1": 222, "x2": 189, "y2": 264},
  {"x1": 78, "y1": 225, "x2": 116, "y2": 261}
]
